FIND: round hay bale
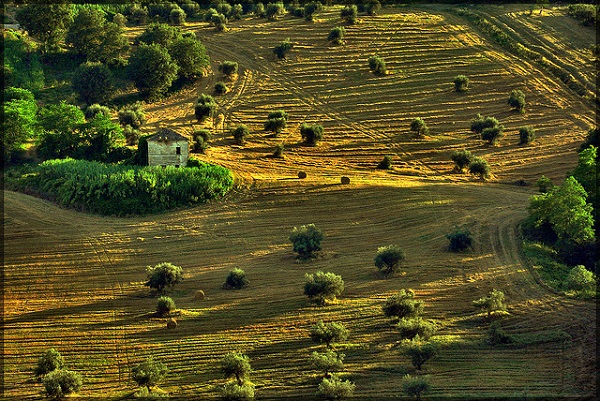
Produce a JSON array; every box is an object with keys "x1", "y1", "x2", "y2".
[
  {"x1": 298, "y1": 171, "x2": 307, "y2": 179},
  {"x1": 194, "y1": 289, "x2": 205, "y2": 300},
  {"x1": 341, "y1": 176, "x2": 350, "y2": 185},
  {"x1": 166, "y1": 319, "x2": 177, "y2": 329}
]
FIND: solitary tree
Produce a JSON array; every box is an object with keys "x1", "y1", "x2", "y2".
[
  {"x1": 156, "y1": 296, "x2": 176, "y2": 316},
  {"x1": 410, "y1": 118, "x2": 429, "y2": 139},
  {"x1": 195, "y1": 94, "x2": 217, "y2": 122},
  {"x1": 132, "y1": 357, "x2": 168, "y2": 393},
  {"x1": 304, "y1": 272, "x2": 345, "y2": 305},
  {"x1": 317, "y1": 374, "x2": 355, "y2": 400},
  {"x1": 508, "y1": 89, "x2": 526, "y2": 113},
  {"x1": 453, "y1": 75, "x2": 469, "y2": 92},
  {"x1": 221, "y1": 381, "x2": 255, "y2": 401},
  {"x1": 232, "y1": 124, "x2": 250, "y2": 145},
  {"x1": 300, "y1": 123, "x2": 324, "y2": 145},
  {"x1": 310, "y1": 321, "x2": 349, "y2": 348},
  {"x1": 341, "y1": 5, "x2": 358, "y2": 24},
  {"x1": 374, "y1": 245, "x2": 406, "y2": 275},
  {"x1": 450, "y1": 149, "x2": 473, "y2": 173},
  {"x1": 311, "y1": 350, "x2": 345, "y2": 378},
  {"x1": 145, "y1": 262, "x2": 183, "y2": 293},
  {"x1": 519, "y1": 126, "x2": 536, "y2": 145},
  {"x1": 368, "y1": 55, "x2": 386, "y2": 75},
  {"x1": 377, "y1": 155, "x2": 393, "y2": 170},
  {"x1": 473, "y1": 289, "x2": 507, "y2": 318},
  {"x1": 219, "y1": 61, "x2": 239, "y2": 77},
  {"x1": 564, "y1": 265, "x2": 596, "y2": 293},
  {"x1": 468, "y1": 157, "x2": 490, "y2": 180},
  {"x1": 290, "y1": 224, "x2": 323, "y2": 259},
  {"x1": 42, "y1": 370, "x2": 83, "y2": 400},
  {"x1": 404, "y1": 336, "x2": 439, "y2": 370},
  {"x1": 221, "y1": 352, "x2": 252, "y2": 386},
  {"x1": 382, "y1": 289, "x2": 423, "y2": 321},
  {"x1": 34, "y1": 349, "x2": 64, "y2": 380},
  {"x1": 224, "y1": 268, "x2": 248, "y2": 290},
  {"x1": 402, "y1": 374, "x2": 431, "y2": 401},
  {"x1": 446, "y1": 228, "x2": 474, "y2": 252},
  {"x1": 273, "y1": 38, "x2": 293, "y2": 59},
  {"x1": 328, "y1": 26, "x2": 346, "y2": 45}
]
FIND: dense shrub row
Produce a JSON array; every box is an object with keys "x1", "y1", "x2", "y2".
[{"x1": 6, "y1": 159, "x2": 233, "y2": 216}]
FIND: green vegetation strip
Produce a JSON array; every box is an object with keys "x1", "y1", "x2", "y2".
[{"x1": 5, "y1": 159, "x2": 233, "y2": 216}]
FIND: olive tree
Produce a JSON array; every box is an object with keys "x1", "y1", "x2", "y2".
[
  {"x1": 195, "y1": 94, "x2": 217, "y2": 122},
  {"x1": 156, "y1": 296, "x2": 176, "y2": 316},
  {"x1": 519, "y1": 126, "x2": 536, "y2": 145},
  {"x1": 273, "y1": 38, "x2": 293, "y2": 59},
  {"x1": 232, "y1": 124, "x2": 250, "y2": 145},
  {"x1": 341, "y1": 5, "x2": 358, "y2": 24},
  {"x1": 473, "y1": 289, "x2": 507, "y2": 318},
  {"x1": 221, "y1": 352, "x2": 252, "y2": 386},
  {"x1": 397, "y1": 318, "x2": 436, "y2": 340},
  {"x1": 266, "y1": 2, "x2": 285, "y2": 21},
  {"x1": 374, "y1": 245, "x2": 406, "y2": 275},
  {"x1": 402, "y1": 374, "x2": 431, "y2": 401},
  {"x1": 450, "y1": 149, "x2": 473, "y2": 173},
  {"x1": 453, "y1": 75, "x2": 469, "y2": 92},
  {"x1": 328, "y1": 26, "x2": 346, "y2": 45},
  {"x1": 300, "y1": 123, "x2": 324, "y2": 145},
  {"x1": 34, "y1": 349, "x2": 64, "y2": 380},
  {"x1": 470, "y1": 114, "x2": 499, "y2": 136},
  {"x1": 265, "y1": 109, "x2": 288, "y2": 136},
  {"x1": 219, "y1": 61, "x2": 239, "y2": 77},
  {"x1": 368, "y1": 55, "x2": 386, "y2": 75},
  {"x1": 72, "y1": 62, "x2": 114, "y2": 105},
  {"x1": 481, "y1": 125, "x2": 504, "y2": 145},
  {"x1": 410, "y1": 118, "x2": 429, "y2": 138},
  {"x1": 446, "y1": 228, "x2": 474, "y2": 252},
  {"x1": 221, "y1": 382, "x2": 255, "y2": 401},
  {"x1": 127, "y1": 43, "x2": 179, "y2": 99},
  {"x1": 377, "y1": 155, "x2": 393, "y2": 170},
  {"x1": 317, "y1": 374, "x2": 355, "y2": 400},
  {"x1": 169, "y1": 36, "x2": 210, "y2": 81},
  {"x1": 224, "y1": 268, "x2": 248, "y2": 290},
  {"x1": 311, "y1": 350, "x2": 345, "y2": 377},
  {"x1": 290, "y1": 224, "x2": 323, "y2": 259},
  {"x1": 508, "y1": 89, "x2": 526, "y2": 113},
  {"x1": 310, "y1": 321, "x2": 349, "y2": 348},
  {"x1": 304, "y1": 1, "x2": 323, "y2": 22},
  {"x1": 468, "y1": 157, "x2": 491, "y2": 180},
  {"x1": 382, "y1": 289, "x2": 423, "y2": 321},
  {"x1": 404, "y1": 337, "x2": 439, "y2": 370},
  {"x1": 304, "y1": 272, "x2": 344, "y2": 306},
  {"x1": 42, "y1": 370, "x2": 82, "y2": 400},
  {"x1": 145, "y1": 262, "x2": 183, "y2": 293},
  {"x1": 132, "y1": 357, "x2": 168, "y2": 393}
]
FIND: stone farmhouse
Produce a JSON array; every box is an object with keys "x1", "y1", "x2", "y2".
[{"x1": 146, "y1": 128, "x2": 189, "y2": 167}]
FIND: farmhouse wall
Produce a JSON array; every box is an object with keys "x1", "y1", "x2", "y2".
[{"x1": 148, "y1": 139, "x2": 189, "y2": 167}]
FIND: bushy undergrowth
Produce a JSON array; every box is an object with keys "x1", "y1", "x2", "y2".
[{"x1": 5, "y1": 159, "x2": 233, "y2": 216}]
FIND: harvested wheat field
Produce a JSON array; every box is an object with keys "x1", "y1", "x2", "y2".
[{"x1": 3, "y1": 4, "x2": 596, "y2": 400}]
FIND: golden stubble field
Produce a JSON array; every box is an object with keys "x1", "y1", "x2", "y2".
[{"x1": 3, "y1": 4, "x2": 596, "y2": 400}]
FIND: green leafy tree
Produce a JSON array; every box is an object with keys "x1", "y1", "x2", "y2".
[
  {"x1": 317, "y1": 374, "x2": 355, "y2": 400},
  {"x1": 328, "y1": 26, "x2": 346, "y2": 45},
  {"x1": 377, "y1": 155, "x2": 393, "y2": 169},
  {"x1": 341, "y1": 5, "x2": 358, "y2": 24},
  {"x1": 232, "y1": 124, "x2": 250, "y2": 145},
  {"x1": 468, "y1": 157, "x2": 490, "y2": 180},
  {"x1": 255, "y1": 3, "x2": 266, "y2": 18},
  {"x1": 118, "y1": 103, "x2": 146, "y2": 129},
  {"x1": 579, "y1": 128, "x2": 598, "y2": 152},
  {"x1": 221, "y1": 382, "x2": 255, "y2": 401},
  {"x1": 470, "y1": 114, "x2": 499, "y2": 136},
  {"x1": 72, "y1": 62, "x2": 114, "y2": 105},
  {"x1": 266, "y1": 2, "x2": 285, "y2": 21},
  {"x1": 132, "y1": 357, "x2": 168, "y2": 393},
  {"x1": 481, "y1": 125, "x2": 504, "y2": 145},
  {"x1": 397, "y1": 318, "x2": 436, "y2": 340},
  {"x1": 195, "y1": 94, "x2": 218, "y2": 122},
  {"x1": 564, "y1": 265, "x2": 596, "y2": 293},
  {"x1": 310, "y1": 321, "x2": 349, "y2": 348},
  {"x1": 127, "y1": 43, "x2": 179, "y2": 99},
  {"x1": 2, "y1": 98, "x2": 38, "y2": 163},
  {"x1": 224, "y1": 268, "x2": 248, "y2": 290},
  {"x1": 290, "y1": 223, "x2": 323, "y2": 259},
  {"x1": 193, "y1": 129, "x2": 211, "y2": 152},
  {"x1": 410, "y1": 118, "x2": 429, "y2": 138},
  {"x1": 304, "y1": 272, "x2": 345, "y2": 306},
  {"x1": 230, "y1": 4, "x2": 244, "y2": 20},
  {"x1": 454, "y1": 75, "x2": 469, "y2": 92},
  {"x1": 446, "y1": 228, "x2": 474, "y2": 252},
  {"x1": 519, "y1": 126, "x2": 536, "y2": 145},
  {"x1": 4, "y1": 87, "x2": 35, "y2": 103},
  {"x1": 42, "y1": 370, "x2": 82, "y2": 400},
  {"x1": 264, "y1": 109, "x2": 288, "y2": 136},
  {"x1": 366, "y1": 0, "x2": 382, "y2": 16},
  {"x1": 113, "y1": 13, "x2": 127, "y2": 27},
  {"x1": 508, "y1": 89, "x2": 526, "y2": 113},
  {"x1": 374, "y1": 245, "x2": 406, "y2": 275},
  {"x1": 536, "y1": 175, "x2": 554, "y2": 193},
  {"x1": 382, "y1": 289, "x2": 423, "y2": 321},
  {"x1": 215, "y1": 81, "x2": 228, "y2": 95},
  {"x1": 170, "y1": 7, "x2": 186, "y2": 25},
  {"x1": 4, "y1": 31, "x2": 45, "y2": 91},
  {"x1": 169, "y1": 36, "x2": 210, "y2": 80},
  {"x1": 402, "y1": 374, "x2": 430, "y2": 401},
  {"x1": 219, "y1": 61, "x2": 239, "y2": 77},
  {"x1": 473, "y1": 289, "x2": 507, "y2": 318},
  {"x1": 304, "y1": 1, "x2": 323, "y2": 22},
  {"x1": 368, "y1": 55, "x2": 386, "y2": 75},
  {"x1": 34, "y1": 349, "x2": 64, "y2": 380},
  {"x1": 84, "y1": 104, "x2": 111, "y2": 120},
  {"x1": 156, "y1": 296, "x2": 176, "y2": 316},
  {"x1": 77, "y1": 114, "x2": 125, "y2": 161},
  {"x1": 273, "y1": 143, "x2": 285, "y2": 158},
  {"x1": 311, "y1": 350, "x2": 345, "y2": 378},
  {"x1": 145, "y1": 262, "x2": 183, "y2": 293},
  {"x1": 300, "y1": 123, "x2": 324, "y2": 145},
  {"x1": 16, "y1": 4, "x2": 74, "y2": 53},
  {"x1": 450, "y1": 149, "x2": 473, "y2": 173},
  {"x1": 136, "y1": 23, "x2": 183, "y2": 48},
  {"x1": 221, "y1": 352, "x2": 252, "y2": 386},
  {"x1": 212, "y1": 13, "x2": 228, "y2": 31},
  {"x1": 273, "y1": 38, "x2": 293, "y2": 59},
  {"x1": 571, "y1": 146, "x2": 597, "y2": 217},
  {"x1": 404, "y1": 336, "x2": 439, "y2": 370}
]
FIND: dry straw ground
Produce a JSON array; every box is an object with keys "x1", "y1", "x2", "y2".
[{"x1": 3, "y1": 4, "x2": 596, "y2": 400}]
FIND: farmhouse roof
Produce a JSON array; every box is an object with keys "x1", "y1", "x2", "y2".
[{"x1": 147, "y1": 128, "x2": 188, "y2": 142}]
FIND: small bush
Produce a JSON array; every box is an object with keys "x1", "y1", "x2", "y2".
[
  {"x1": 446, "y1": 228, "x2": 474, "y2": 252},
  {"x1": 328, "y1": 26, "x2": 345, "y2": 45},
  {"x1": 450, "y1": 149, "x2": 473, "y2": 173},
  {"x1": 519, "y1": 126, "x2": 536, "y2": 145},
  {"x1": 304, "y1": 272, "x2": 344, "y2": 306},
  {"x1": 214, "y1": 81, "x2": 228, "y2": 95},
  {"x1": 194, "y1": 129, "x2": 212, "y2": 143},
  {"x1": 118, "y1": 103, "x2": 146, "y2": 129},
  {"x1": 564, "y1": 265, "x2": 596, "y2": 292},
  {"x1": 508, "y1": 89, "x2": 526, "y2": 113},
  {"x1": 221, "y1": 352, "x2": 252, "y2": 386},
  {"x1": 310, "y1": 321, "x2": 349, "y2": 348},
  {"x1": 304, "y1": 1, "x2": 323, "y2": 22},
  {"x1": 368, "y1": 55, "x2": 386, "y2": 75},
  {"x1": 410, "y1": 118, "x2": 429, "y2": 138},
  {"x1": 377, "y1": 155, "x2": 393, "y2": 170},
  {"x1": 132, "y1": 357, "x2": 168, "y2": 392},
  {"x1": 454, "y1": 75, "x2": 469, "y2": 92},
  {"x1": 470, "y1": 114, "x2": 499, "y2": 135},
  {"x1": 273, "y1": 144, "x2": 285, "y2": 158},
  {"x1": 298, "y1": 171, "x2": 307, "y2": 179},
  {"x1": 84, "y1": 104, "x2": 111, "y2": 120},
  {"x1": 219, "y1": 61, "x2": 239, "y2": 76},
  {"x1": 397, "y1": 318, "x2": 436, "y2": 340},
  {"x1": 42, "y1": 369, "x2": 82, "y2": 399},
  {"x1": 487, "y1": 321, "x2": 514, "y2": 345},
  {"x1": 374, "y1": 245, "x2": 406, "y2": 275},
  {"x1": 195, "y1": 94, "x2": 217, "y2": 122},
  {"x1": 383, "y1": 289, "x2": 423, "y2": 321},
  {"x1": 300, "y1": 123, "x2": 324, "y2": 145},
  {"x1": 34, "y1": 349, "x2": 64, "y2": 380},
  {"x1": 156, "y1": 296, "x2": 175, "y2": 316},
  {"x1": 123, "y1": 125, "x2": 141, "y2": 146},
  {"x1": 317, "y1": 374, "x2": 355, "y2": 400},
  {"x1": 341, "y1": 5, "x2": 358, "y2": 24},
  {"x1": 224, "y1": 268, "x2": 248, "y2": 290},
  {"x1": 170, "y1": 7, "x2": 186, "y2": 25},
  {"x1": 232, "y1": 124, "x2": 250, "y2": 145},
  {"x1": 536, "y1": 175, "x2": 554, "y2": 193},
  {"x1": 402, "y1": 374, "x2": 431, "y2": 400},
  {"x1": 290, "y1": 224, "x2": 323, "y2": 259},
  {"x1": 468, "y1": 157, "x2": 490, "y2": 180},
  {"x1": 221, "y1": 382, "x2": 255, "y2": 401},
  {"x1": 273, "y1": 38, "x2": 293, "y2": 59},
  {"x1": 473, "y1": 289, "x2": 507, "y2": 318}
]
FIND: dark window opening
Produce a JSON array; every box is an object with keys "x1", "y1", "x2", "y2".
[{"x1": 176, "y1": 146, "x2": 181, "y2": 155}]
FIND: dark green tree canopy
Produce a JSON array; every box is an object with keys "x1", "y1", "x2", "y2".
[
  {"x1": 508, "y1": 89, "x2": 526, "y2": 113},
  {"x1": 374, "y1": 244, "x2": 406, "y2": 275},
  {"x1": 470, "y1": 114, "x2": 499, "y2": 135},
  {"x1": 127, "y1": 43, "x2": 179, "y2": 99},
  {"x1": 289, "y1": 224, "x2": 323, "y2": 259},
  {"x1": 328, "y1": 26, "x2": 346, "y2": 45},
  {"x1": 382, "y1": 289, "x2": 423, "y2": 320},
  {"x1": 310, "y1": 320, "x2": 349, "y2": 348},
  {"x1": 34, "y1": 348, "x2": 64, "y2": 380},
  {"x1": 221, "y1": 352, "x2": 252, "y2": 386},
  {"x1": 145, "y1": 262, "x2": 183, "y2": 293},
  {"x1": 16, "y1": 4, "x2": 74, "y2": 53},
  {"x1": 300, "y1": 123, "x2": 324, "y2": 145},
  {"x1": 304, "y1": 271, "x2": 344, "y2": 305},
  {"x1": 450, "y1": 149, "x2": 473, "y2": 172},
  {"x1": 472, "y1": 289, "x2": 507, "y2": 318},
  {"x1": 42, "y1": 369, "x2": 82, "y2": 400},
  {"x1": 132, "y1": 357, "x2": 169, "y2": 391},
  {"x1": 169, "y1": 36, "x2": 210, "y2": 80},
  {"x1": 368, "y1": 55, "x2": 387, "y2": 75},
  {"x1": 72, "y1": 62, "x2": 114, "y2": 105},
  {"x1": 273, "y1": 38, "x2": 293, "y2": 59},
  {"x1": 341, "y1": 5, "x2": 358, "y2": 24},
  {"x1": 136, "y1": 23, "x2": 183, "y2": 48},
  {"x1": 195, "y1": 94, "x2": 217, "y2": 122}
]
